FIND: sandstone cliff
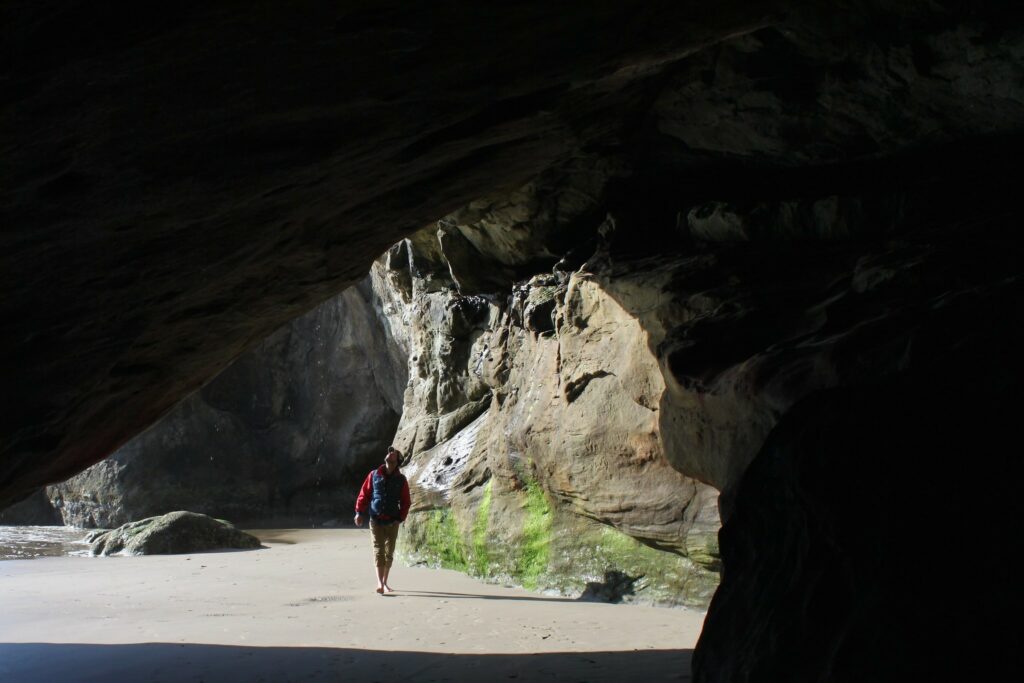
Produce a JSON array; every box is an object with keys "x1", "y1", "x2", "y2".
[{"x1": 385, "y1": 262, "x2": 724, "y2": 604}]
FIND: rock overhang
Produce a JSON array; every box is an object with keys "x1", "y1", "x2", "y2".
[{"x1": 3, "y1": 0, "x2": 1024, "y2": 510}]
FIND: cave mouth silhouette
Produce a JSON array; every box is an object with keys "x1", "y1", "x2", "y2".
[
  {"x1": 0, "y1": 643, "x2": 695, "y2": 683},
  {"x1": 5, "y1": 3, "x2": 1024, "y2": 681}
]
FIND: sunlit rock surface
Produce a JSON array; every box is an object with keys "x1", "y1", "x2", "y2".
[{"x1": 352, "y1": 162, "x2": 718, "y2": 606}]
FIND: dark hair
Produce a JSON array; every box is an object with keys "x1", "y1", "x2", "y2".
[{"x1": 387, "y1": 446, "x2": 403, "y2": 466}]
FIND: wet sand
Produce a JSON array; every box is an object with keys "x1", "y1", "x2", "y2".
[{"x1": 0, "y1": 529, "x2": 705, "y2": 682}]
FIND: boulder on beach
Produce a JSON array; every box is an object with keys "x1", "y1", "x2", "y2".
[{"x1": 88, "y1": 511, "x2": 261, "y2": 556}]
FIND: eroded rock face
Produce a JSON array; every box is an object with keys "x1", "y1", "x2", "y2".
[
  {"x1": 88, "y1": 511, "x2": 261, "y2": 556},
  {"x1": 370, "y1": 169, "x2": 722, "y2": 606},
  {"x1": 47, "y1": 279, "x2": 407, "y2": 528}
]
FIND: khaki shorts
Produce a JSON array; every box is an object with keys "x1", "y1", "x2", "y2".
[{"x1": 370, "y1": 519, "x2": 400, "y2": 568}]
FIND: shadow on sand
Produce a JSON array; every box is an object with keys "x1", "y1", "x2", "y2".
[
  {"x1": 383, "y1": 589, "x2": 581, "y2": 603},
  {"x1": 0, "y1": 642, "x2": 692, "y2": 682}
]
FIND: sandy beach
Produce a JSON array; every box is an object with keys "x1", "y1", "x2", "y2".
[{"x1": 0, "y1": 529, "x2": 705, "y2": 682}]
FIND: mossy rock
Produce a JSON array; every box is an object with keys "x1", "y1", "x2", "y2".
[
  {"x1": 89, "y1": 510, "x2": 261, "y2": 556},
  {"x1": 401, "y1": 475, "x2": 720, "y2": 608}
]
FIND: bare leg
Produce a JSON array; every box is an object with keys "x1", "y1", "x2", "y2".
[
  {"x1": 375, "y1": 564, "x2": 385, "y2": 593},
  {"x1": 383, "y1": 524, "x2": 400, "y2": 592}
]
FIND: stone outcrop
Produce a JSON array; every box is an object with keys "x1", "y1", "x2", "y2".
[
  {"x1": 47, "y1": 279, "x2": 407, "y2": 528},
  {"x1": 88, "y1": 511, "x2": 261, "y2": 556}
]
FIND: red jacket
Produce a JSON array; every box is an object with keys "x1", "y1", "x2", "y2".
[{"x1": 355, "y1": 465, "x2": 411, "y2": 522}]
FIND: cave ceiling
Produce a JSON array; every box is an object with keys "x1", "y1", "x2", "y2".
[{"x1": 3, "y1": 0, "x2": 1023, "y2": 507}]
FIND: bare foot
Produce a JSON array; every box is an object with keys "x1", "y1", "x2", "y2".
[
  {"x1": 375, "y1": 587, "x2": 384, "y2": 594},
  {"x1": 383, "y1": 584, "x2": 394, "y2": 593}
]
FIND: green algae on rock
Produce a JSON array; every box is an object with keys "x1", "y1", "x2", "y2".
[
  {"x1": 516, "y1": 476, "x2": 553, "y2": 590},
  {"x1": 402, "y1": 479, "x2": 719, "y2": 608},
  {"x1": 421, "y1": 507, "x2": 468, "y2": 571},
  {"x1": 471, "y1": 479, "x2": 493, "y2": 576}
]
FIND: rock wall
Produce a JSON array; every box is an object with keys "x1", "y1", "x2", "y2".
[
  {"x1": 694, "y1": 324, "x2": 1024, "y2": 681},
  {"x1": 365, "y1": 162, "x2": 721, "y2": 607},
  {"x1": 47, "y1": 279, "x2": 408, "y2": 528},
  {"x1": 376, "y1": 99, "x2": 1024, "y2": 619}
]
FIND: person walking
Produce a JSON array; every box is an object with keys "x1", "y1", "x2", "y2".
[{"x1": 354, "y1": 446, "x2": 411, "y2": 594}]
